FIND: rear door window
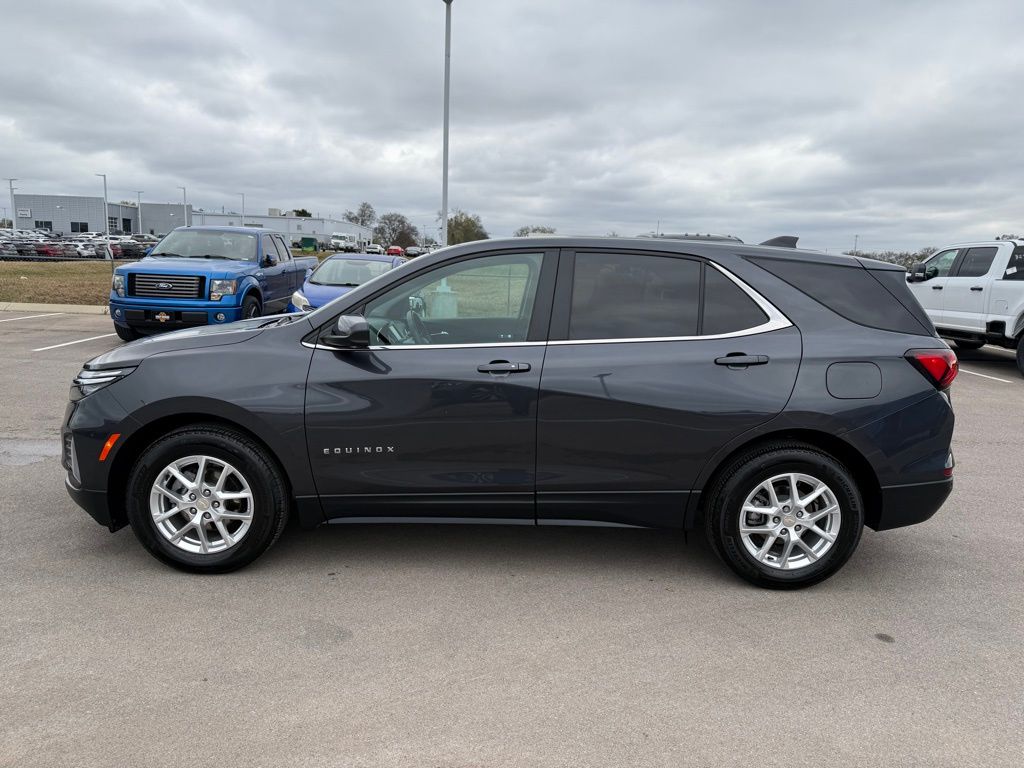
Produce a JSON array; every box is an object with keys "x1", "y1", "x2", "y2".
[
  {"x1": 702, "y1": 267, "x2": 768, "y2": 335},
  {"x1": 953, "y1": 246, "x2": 997, "y2": 278},
  {"x1": 569, "y1": 252, "x2": 700, "y2": 340},
  {"x1": 1005, "y1": 246, "x2": 1024, "y2": 280}
]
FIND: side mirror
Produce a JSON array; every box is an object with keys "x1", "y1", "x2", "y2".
[
  {"x1": 322, "y1": 314, "x2": 371, "y2": 349},
  {"x1": 907, "y1": 262, "x2": 929, "y2": 282},
  {"x1": 262, "y1": 255, "x2": 278, "y2": 268}
]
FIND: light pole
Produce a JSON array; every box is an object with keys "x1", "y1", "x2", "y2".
[
  {"x1": 237, "y1": 192, "x2": 245, "y2": 226},
  {"x1": 178, "y1": 186, "x2": 188, "y2": 227},
  {"x1": 7, "y1": 178, "x2": 18, "y2": 231},
  {"x1": 96, "y1": 174, "x2": 109, "y2": 236},
  {"x1": 135, "y1": 191, "x2": 144, "y2": 235},
  {"x1": 440, "y1": 0, "x2": 453, "y2": 247}
]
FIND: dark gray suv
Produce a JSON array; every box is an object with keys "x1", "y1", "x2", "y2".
[{"x1": 63, "y1": 237, "x2": 956, "y2": 588}]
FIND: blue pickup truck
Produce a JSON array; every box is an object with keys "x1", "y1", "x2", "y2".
[{"x1": 109, "y1": 226, "x2": 318, "y2": 340}]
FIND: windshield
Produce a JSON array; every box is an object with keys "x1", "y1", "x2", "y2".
[
  {"x1": 150, "y1": 230, "x2": 258, "y2": 260},
  {"x1": 311, "y1": 257, "x2": 394, "y2": 286}
]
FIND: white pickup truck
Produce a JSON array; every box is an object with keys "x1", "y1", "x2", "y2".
[{"x1": 907, "y1": 239, "x2": 1024, "y2": 376}]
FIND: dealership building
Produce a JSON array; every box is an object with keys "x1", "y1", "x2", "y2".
[{"x1": 10, "y1": 193, "x2": 372, "y2": 244}]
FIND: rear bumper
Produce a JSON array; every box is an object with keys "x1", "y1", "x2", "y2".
[{"x1": 872, "y1": 478, "x2": 952, "y2": 531}]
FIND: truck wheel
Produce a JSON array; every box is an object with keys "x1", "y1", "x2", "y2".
[
  {"x1": 952, "y1": 340, "x2": 984, "y2": 351},
  {"x1": 242, "y1": 295, "x2": 261, "y2": 319},
  {"x1": 703, "y1": 442, "x2": 864, "y2": 589},
  {"x1": 114, "y1": 324, "x2": 139, "y2": 342},
  {"x1": 125, "y1": 424, "x2": 289, "y2": 573},
  {"x1": 1016, "y1": 338, "x2": 1024, "y2": 378}
]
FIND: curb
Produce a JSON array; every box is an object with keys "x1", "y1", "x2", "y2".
[{"x1": 0, "y1": 302, "x2": 108, "y2": 315}]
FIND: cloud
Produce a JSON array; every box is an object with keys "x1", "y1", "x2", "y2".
[{"x1": 1, "y1": 0, "x2": 1022, "y2": 249}]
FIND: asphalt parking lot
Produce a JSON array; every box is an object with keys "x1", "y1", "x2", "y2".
[{"x1": 1, "y1": 310, "x2": 1022, "y2": 767}]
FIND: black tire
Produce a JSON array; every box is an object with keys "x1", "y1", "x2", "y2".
[
  {"x1": 242, "y1": 294, "x2": 262, "y2": 319},
  {"x1": 125, "y1": 425, "x2": 289, "y2": 573},
  {"x1": 952, "y1": 339, "x2": 984, "y2": 351},
  {"x1": 1016, "y1": 338, "x2": 1024, "y2": 378},
  {"x1": 114, "y1": 324, "x2": 140, "y2": 342},
  {"x1": 703, "y1": 442, "x2": 865, "y2": 589}
]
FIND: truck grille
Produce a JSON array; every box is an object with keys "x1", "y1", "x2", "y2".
[{"x1": 128, "y1": 274, "x2": 205, "y2": 299}]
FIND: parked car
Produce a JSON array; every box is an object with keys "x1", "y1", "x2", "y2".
[
  {"x1": 364, "y1": 244, "x2": 385, "y2": 255},
  {"x1": 404, "y1": 246, "x2": 425, "y2": 258},
  {"x1": 906, "y1": 238, "x2": 1024, "y2": 375},
  {"x1": 34, "y1": 242, "x2": 65, "y2": 258},
  {"x1": 108, "y1": 226, "x2": 318, "y2": 341},
  {"x1": 288, "y1": 253, "x2": 406, "y2": 312},
  {"x1": 385, "y1": 245, "x2": 405, "y2": 257},
  {"x1": 65, "y1": 236, "x2": 955, "y2": 587}
]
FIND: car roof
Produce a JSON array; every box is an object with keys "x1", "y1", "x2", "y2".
[
  {"x1": 936, "y1": 239, "x2": 1023, "y2": 249},
  {"x1": 440, "y1": 235, "x2": 906, "y2": 271},
  {"x1": 172, "y1": 226, "x2": 267, "y2": 235},
  {"x1": 322, "y1": 252, "x2": 395, "y2": 263}
]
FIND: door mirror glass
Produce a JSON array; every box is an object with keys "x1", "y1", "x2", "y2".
[
  {"x1": 322, "y1": 314, "x2": 371, "y2": 349},
  {"x1": 908, "y1": 262, "x2": 929, "y2": 282}
]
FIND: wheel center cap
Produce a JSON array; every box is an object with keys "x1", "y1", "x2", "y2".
[
  {"x1": 783, "y1": 514, "x2": 796, "y2": 527},
  {"x1": 197, "y1": 498, "x2": 209, "y2": 511}
]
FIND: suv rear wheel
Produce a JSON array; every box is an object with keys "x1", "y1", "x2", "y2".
[
  {"x1": 125, "y1": 425, "x2": 289, "y2": 573},
  {"x1": 704, "y1": 442, "x2": 865, "y2": 589},
  {"x1": 952, "y1": 339, "x2": 984, "y2": 351},
  {"x1": 1016, "y1": 338, "x2": 1024, "y2": 377}
]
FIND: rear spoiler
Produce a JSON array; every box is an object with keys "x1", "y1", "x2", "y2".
[{"x1": 759, "y1": 236, "x2": 799, "y2": 248}]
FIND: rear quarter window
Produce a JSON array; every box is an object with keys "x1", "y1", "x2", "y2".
[{"x1": 749, "y1": 256, "x2": 933, "y2": 336}]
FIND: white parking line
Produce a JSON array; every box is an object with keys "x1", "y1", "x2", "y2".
[
  {"x1": 0, "y1": 312, "x2": 65, "y2": 323},
  {"x1": 959, "y1": 368, "x2": 1013, "y2": 384},
  {"x1": 32, "y1": 333, "x2": 117, "y2": 352}
]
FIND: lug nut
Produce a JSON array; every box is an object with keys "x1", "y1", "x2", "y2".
[
  {"x1": 203, "y1": 512, "x2": 212, "y2": 520},
  {"x1": 795, "y1": 525, "x2": 802, "y2": 531},
  {"x1": 203, "y1": 489, "x2": 211, "y2": 497},
  {"x1": 782, "y1": 505, "x2": 790, "y2": 513},
  {"x1": 772, "y1": 516, "x2": 780, "y2": 524},
  {"x1": 213, "y1": 501, "x2": 220, "y2": 508},
  {"x1": 780, "y1": 528, "x2": 788, "y2": 535},
  {"x1": 796, "y1": 511, "x2": 804, "y2": 518},
  {"x1": 189, "y1": 507, "x2": 196, "y2": 513},
  {"x1": 189, "y1": 494, "x2": 196, "y2": 501}
]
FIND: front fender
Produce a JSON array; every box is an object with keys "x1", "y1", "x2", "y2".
[{"x1": 237, "y1": 275, "x2": 263, "y2": 305}]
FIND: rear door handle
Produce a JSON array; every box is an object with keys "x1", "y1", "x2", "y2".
[
  {"x1": 715, "y1": 354, "x2": 769, "y2": 368},
  {"x1": 970, "y1": 286, "x2": 984, "y2": 292},
  {"x1": 477, "y1": 361, "x2": 531, "y2": 374}
]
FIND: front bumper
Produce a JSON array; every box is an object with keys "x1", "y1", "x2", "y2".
[
  {"x1": 872, "y1": 478, "x2": 953, "y2": 531},
  {"x1": 66, "y1": 476, "x2": 115, "y2": 529},
  {"x1": 110, "y1": 300, "x2": 244, "y2": 331}
]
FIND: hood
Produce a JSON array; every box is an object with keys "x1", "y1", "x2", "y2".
[
  {"x1": 84, "y1": 318, "x2": 275, "y2": 370},
  {"x1": 301, "y1": 279, "x2": 356, "y2": 308},
  {"x1": 118, "y1": 257, "x2": 259, "y2": 278}
]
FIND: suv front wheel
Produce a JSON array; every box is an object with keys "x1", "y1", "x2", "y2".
[
  {"x1": 704, "y1": 442, "x2": 865, "y2": 589},
  {"x1": 125, "y1": 425, "x2": 289, "y2": 573}
]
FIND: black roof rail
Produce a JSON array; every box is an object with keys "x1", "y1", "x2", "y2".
[{"x1": 759, "y1": 236, "x2": 799, "y2": 248}]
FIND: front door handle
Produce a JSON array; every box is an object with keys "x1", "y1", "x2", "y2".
[
  {"x1": 477, "y1": 361, "x2": 531, "y2": 374},
  {"x1": 932, "y1": 285, "x2": 943, "y2": 290},
  {"x1": 715, "y1": 354, "x2": 769, "y2": 368},
  {"x1": 970, "y1": 286, "x2": 984, "y2": 292}
]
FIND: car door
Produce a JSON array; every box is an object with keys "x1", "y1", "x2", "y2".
[
  {"x1": 259, "y1": 234, "x2": 292, "y2": 313},
  {"x1": 907, "y1": 248, "x2": 959, "y2": 326},
  {"x1": 536, "y1": 249, "x2": 802, "y2": 528},
  {"x1": 941, "y1": 245, "x2": 1001, "y2": 331},
  {"x1": 271, "y1": 235, "x2": 304, "y2": 294},
  {"x1": 304, "y1": 248, "x2": 557, "y2": 521}
]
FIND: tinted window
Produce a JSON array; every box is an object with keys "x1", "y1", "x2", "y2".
[
  {"x1": 954, "y1": 246, "x2": 997, "y2": 278},
  {"x1": 569, "y1": 252, "x2": 700, "y2": 340},
  {"x1": 703, "y1": 267, "x2": 768, "y2": 334},
  {"x1": 364, "y1": 252, "x2": 543, "y2": 345},
  {"x1": 1005, "y1": 246, "x2": 1024, "y2": 280},
  {"x1": 926, "y1": 249, "x2": 958, "y2": 278},
  {"x1": 273, "y1": 236, "x2": 292, "y2": 261},
  {"x1": 750, "y1": 257, "x2": 932, "y2": 336}
]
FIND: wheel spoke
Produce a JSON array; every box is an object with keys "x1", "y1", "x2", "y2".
[
  {"x1": 740, "y1": 522, "x2": 775, "y2": 535},
  {"x1": 213, "y1": 518, "x2": 234, "y2": 547},
  {"x1": 788, "y1": 473, "x2": 799, "y2": 505},
  {"x1": 798, "y1": 482, "x2": 827, "y2": 508},
  {"x1": 778, "y1": 537, "x2": 795, "y2": 568},
  {"x1": 153, "y1": 505, "x2": 185, "y2": 523},
  {"x1": 805, "y1": 504, "x2": 839, "y2": 523},
  {"x1": 167, "y1": 465, "x2": 194, "y2": 490},
  {"x1": 218, "y1": 492, "x2": 251, "y2": 501},
  {"x1": 765, "y1": 481, "x2": 781, "y2": 508},
  {"x1": 155, "y1": 485, "x2": 185, "y2": 504},
  {"x1": 217, "y1": 510, "x2": 253, "y2": 521},
  {"x1": 755, "y1": 534, "x2": 778, "y2": 562},
  {"x1": 195, "y1": 456, "x2": 208, "y2": 488},
  {"x1": 795, "y1": 539, "x2": 819, "y2": 561},
  {"x1": 169, "y1": 520, "x2": 195, "y2": 543},
  {"x1": 214, "y1": 465, "x2": 232, "y2": 493},
  {"x1": 804, "y1": 526, "x2": 836, "y2": 543}
]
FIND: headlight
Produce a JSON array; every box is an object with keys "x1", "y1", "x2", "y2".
[
  {"x1": 291, "y1": 290, "x2": 311, "y2": 311},
  {"x1": 112, "y1": 274, "x2": 125, "y2": 297},
  {"x1": 71, "y1": 367, "x2": 136, "y2": 400},
  {"x1": 210, "y1": 279, "x2": 237, "y2": 301}
]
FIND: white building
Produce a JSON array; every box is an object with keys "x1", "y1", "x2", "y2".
[{"x1": 192, "y1": 210, "x2": 372, "y2": 246}]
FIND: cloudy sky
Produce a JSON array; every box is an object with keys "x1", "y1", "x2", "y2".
[{"x1": 1, "y1": 0, "x2": 1022, "y2": 250}]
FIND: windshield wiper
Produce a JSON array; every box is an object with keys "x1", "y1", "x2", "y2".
[
  {"x1": 152, "y1": 252, "x2": 182, "y2": 258},
  {"x1": 196, "y1": 254, "x2": 236, "y2": 260}
]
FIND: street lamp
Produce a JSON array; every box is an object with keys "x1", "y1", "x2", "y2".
[
  {"x1": 96, "y1": 174, "x2": 109, "y2": 236},
  {"x1": 178, "y1": 186, "x2": 188, "y2": 227},
  {"x1": 7, "y1": 178, "x2": 18, "y2": 230},
  {"x1": 237, "y1": 192, "x2": 245, "y2": 226},
  {"x1": 440, "y1": 0, "x2": 453, "y2": 247},
  {"x1": 135, "y1": 191, "x2": 144, "y2": 235}
]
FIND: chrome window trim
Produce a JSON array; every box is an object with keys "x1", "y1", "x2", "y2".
[{"x1": 304, "y1": 262, "x2": 791, "y2": 350}]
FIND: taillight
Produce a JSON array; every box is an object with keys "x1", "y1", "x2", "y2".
[{"x1": 905, "y1": 348, "x2": 958, "y2": 390}]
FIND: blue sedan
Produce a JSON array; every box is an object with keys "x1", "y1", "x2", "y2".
[{"x1": 288, "y1": 253, "x2": 406, "y2": 312}]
